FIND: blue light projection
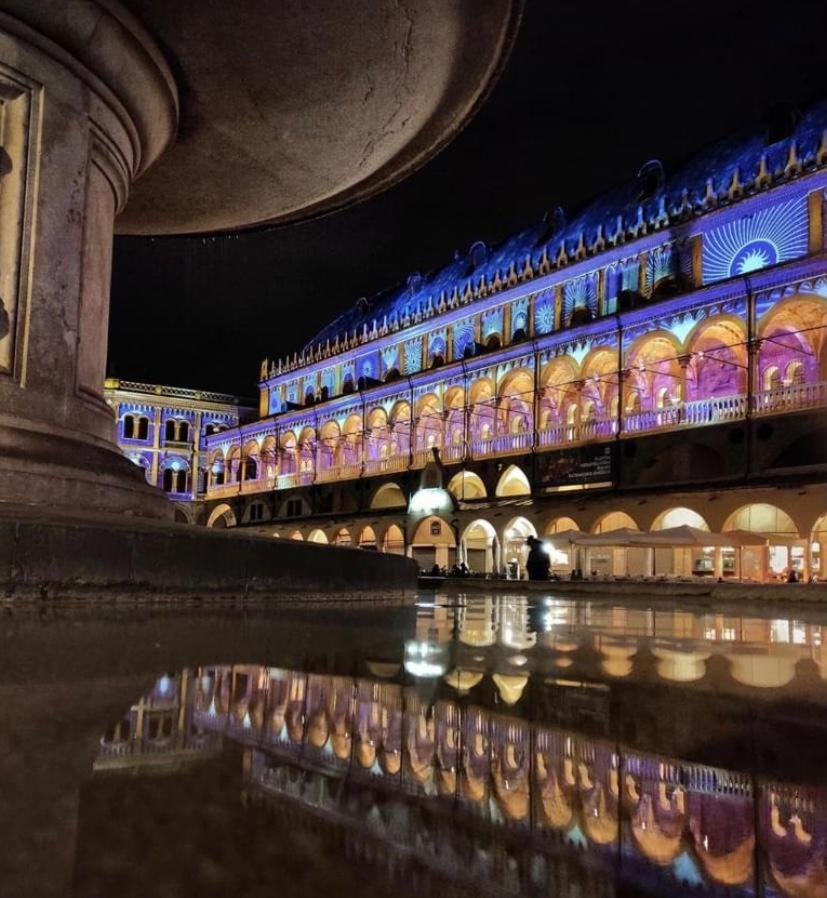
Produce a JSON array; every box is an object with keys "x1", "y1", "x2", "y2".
[
  {"x1": 534, "y1": 291, "x2": 555, "y2": 335},
  {"x1": 511, "y1": 297, "x2": 529, "y2": 336},
  {"x1": 453, "y1": 320, "x2": 475, "y2": 358},
  {"x1": 428, "y1": 332, "x2": 446, "y2": 361},
  {"x1": 562, "y1": 273, "x2": 597, "y2": 325},
  {"x1": 403, "y1": 339, "x2": 421, "y2": 374},
  {"x1": 481, "y1": 307, "x2": 504, "y2": 340},
  {"x1": 703, "y1": 196, "x2": 809, "y2": 284},
  {"x1": 646, "y1": 244, "x2": 677, "y2": 291},
  {"x1": 605, "y1": 259, "x2": 641, "y2": 312}
]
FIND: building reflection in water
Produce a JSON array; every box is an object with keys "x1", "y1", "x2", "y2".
[{"x1": 96, "y1": 596, "x2": 827, "y2": 898}]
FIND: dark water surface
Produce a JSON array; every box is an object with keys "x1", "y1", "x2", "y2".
[{"x1": 4, "y1": 592, "x2": 827, "y2": 898}]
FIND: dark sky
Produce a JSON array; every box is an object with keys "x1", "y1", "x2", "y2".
[{"x1": 109, "y1": 0, "x2": 827, "y2": 397}]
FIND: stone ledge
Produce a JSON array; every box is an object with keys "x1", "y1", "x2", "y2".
[{"x1": 0, "y1": 507, "x2": 417, "y2": 599}]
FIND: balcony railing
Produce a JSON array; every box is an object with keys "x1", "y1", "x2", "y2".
[
  {"x1": 205, "y1": 381, "x2": 827, "y2": 498},
  {"x1": 206, "y1": 482, "x2": 239, "y2": 499},
  {"x1": 276, "y1": 471, "x2": 314, "y2": 489},
  {"x1": 752, "y1": 379, "x2": 827, "y2": 415},
  {"x1": 363, "y1": 455, "x2": 408, "y2": 476},
  {"x1": 537, "y1": 414, "x2": 615, "y2": 449},
  {"x1": 624, "y1": 394, "x2": 748, "y2": 434},
  {"x1": 316, "y1": 462, "x2": 362, "y2": 483},
  {"x1": 470, "y1": 430, "x2": 532, "y2": 459}
]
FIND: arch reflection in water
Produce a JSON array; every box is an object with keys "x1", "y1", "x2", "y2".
[{"x1": 98, "y1": 658, "x2": 827, "y2": 898}]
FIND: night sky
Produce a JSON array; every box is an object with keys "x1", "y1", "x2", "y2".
[{"x1": 108, "y1": 0, "x2": 827, "y2": 397}]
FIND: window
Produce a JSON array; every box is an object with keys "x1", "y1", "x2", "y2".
[
  {"x1": 123, "y1": 414, "x2": 134, "y2": 438},
  {"x1": 137, "y1": 417, "x2": 149, "y2": 440},
  {"x1": 249, "y1": 502, "x2": 265, "y2": 522},
  {"x1": 162, "y1": 468, "x2": 187, "y2": 494}
]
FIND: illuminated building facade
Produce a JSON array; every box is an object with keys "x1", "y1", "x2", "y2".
[
  {"x1": 104, "y1": 379, "x2": 254, "y2": 517},
  {"x1": 203, "y1": 104, "x2": 827, "y2": 578}
]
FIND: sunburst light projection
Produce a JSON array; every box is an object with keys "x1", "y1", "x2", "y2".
[{"x1": 703, "y1": 197, "x2": 808, "y2": 284}]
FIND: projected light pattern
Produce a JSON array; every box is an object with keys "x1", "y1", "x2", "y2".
[{"x1": 703, "y1": 197, "x2": 809, "y2": 283}]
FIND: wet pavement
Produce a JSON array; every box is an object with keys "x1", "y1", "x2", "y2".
[{"x1": 4, "y1": 592, "x2": 827, "y2": 897}]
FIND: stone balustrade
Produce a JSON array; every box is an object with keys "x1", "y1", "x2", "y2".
[{"x1": 206, "y1": 381, "x2": 827, "y2": 498}]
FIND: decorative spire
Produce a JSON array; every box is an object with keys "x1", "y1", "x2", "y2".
[
  {"x1": 783, "y1": 141, "x2": 802, "y2": 177},
  {"x1": 727, "y1": 167, "x2": 743, "y2": 201},
  {"x1": 701, "y1": 177, "x2": 717, "y2": 209},
  {"x1": 817, "y1": 129, "x2": 827, "y2": 166},
  {"x1": 755, "y1": 153, "x2": 772, "y2": 189}
]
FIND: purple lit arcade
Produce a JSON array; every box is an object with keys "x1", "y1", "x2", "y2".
[{"x1": 185, "y1": 104, "x2": 827, "y2": 580}]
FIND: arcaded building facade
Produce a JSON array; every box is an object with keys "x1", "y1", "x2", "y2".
[
  {"x1": 104, "y1": 379, "x2": 254, "y2": 517},
  {"x1": 202, "y1": 104, "x2": 827, "y2": 579}
]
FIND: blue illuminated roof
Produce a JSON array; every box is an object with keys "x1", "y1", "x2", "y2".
[{"x1": 302, "y1": 101, "x2": 827, "y2": 354}]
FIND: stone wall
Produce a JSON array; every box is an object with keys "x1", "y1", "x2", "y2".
[{"x1": 0, "y1": 510, "x2": 417, "y2": 599}]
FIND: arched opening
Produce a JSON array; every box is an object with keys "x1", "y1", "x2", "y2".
[
  {"x1": 383, "y1": 524, "x2": 405, "y2": 555},
  {"x1": 227, "y1": 445, "x2": 244, "y2": 483},
  {"x1": 502, "y1": 516, "x2": 537, "y2": 580},
  {"x1": 307, "y1": 528, "x2": 328, "y2": 544},
  {"x1": 724, "y1": 503, "x2": 802, "y2": 581},
  {"x1": 161, "y1": 461, "x2": 189, "y2": 494},
  {"x1": 318, "y1": 420, "x2": 340, "y2": 474},
  {"x1": 366, "y1": 407, "x2": 390, "y2": 463},
  {"x1": 290, "y1": 530, "x2": 304, "y2": 541},
  {"x1": 498, "y1": 369, "x2": 533, "y2": 444},
  {"x1": 443, "y1": 387, "x2": 465, "y2": 456},
  {"x1": 261, "y1": 436, "x2": 278, "y2": 480},
  {"x1": 370, "y1": 482, "x2": 406, "y2": 509},
  {"x1": 469, "y1": 377, "x2": 496, "y2": 446},
  {"x1": 333, "y1": 527, "x2": 352, "y2": 547},
  {"x1": 241, "y1": 440, "x2": 260, "y2": 481},
  {"x1": 410, "y1": 515, "x2": 455, "y2": 572},
  {"x1": 810, "y1": 513, "x2": 827, "y2": 580},
  {"x1": 495, "y1": 464, "x2": 531, "y2": 498},
  {"x1": 460, "y1": 519, "x2": 498, "y2": 574},
  {"x1": 136, "y1": 416, "x2": 149, "y2": 440},
  {"x1": 757, "y1": 296, "x2": 827, "y2": 411},
  {"x1": 414, "y1": 393, "x2": 441, "y2": 454},
  {"x1": 280, "y1": 431, "x2": 298, "y2": 475},
  {"x1": 244, "y1": 500, "x2": 269, "y2": 524},
  {"x1": 651, "y1": 507, "x2": 714, "y2": 578},
  {"x1": 544, "y1": 516, "x2": 580, "y2": 574},
  {"x1": 207, "y1": 504, "x2": 237, "y2": 529},
  {"x1": 389, "y1": 401, "x2": 412, "y2": 459},
  {"x1": 624, "y1": 332, "x2": 682, "y2": 430},
  {"x1": 685, "y1": 317, "x2": 747, "y2": 404},
  {"x1": 446, "y1": 470, "x2": 487, "y2": 501},
  {"x1": 358, "y1": 526, "x2": 377, "y2": 550},
  {"x1": 589, "y1": 511, "x2": 644, "y2": 578},
  {"x1": 297, "y1": 427, "x2": 316, "y2": 474},
  {"x1": 122, "y1": 413, "x2": 134, "y2": 438},
  {"x1": 173, "y1": 508, "x2": 190, "y2": 524},
  {"x1": 539, "y1": 357, "x2": 579, "y2": 442},
  {"x1": 341, "y1": 414, "x2": 362, "y2": 468},
  {"x1": 208, "y1": 450, "x2": 225, "y2": 487}
]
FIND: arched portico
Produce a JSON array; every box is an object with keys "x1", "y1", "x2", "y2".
[
  {"x1": 460, "y1": 519, "x2": 499, "y2": 574},
  {"x1": 501, "y1": 516, "x2": 537, "y2": 579},
  {"x1": 409, "y1": 515, "x2": 456, "y2": 572},
  {"x1": 207, "y1": 503, "x2": 237, "y2": 529}
]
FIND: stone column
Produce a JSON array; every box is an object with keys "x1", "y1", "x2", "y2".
[{"x1": 0, "y1": 3, "x2": 177, "y2": 517}]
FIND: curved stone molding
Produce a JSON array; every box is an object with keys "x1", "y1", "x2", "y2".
[{"x1": 0, "y1": 3, "x2": 177, "y2": 516}]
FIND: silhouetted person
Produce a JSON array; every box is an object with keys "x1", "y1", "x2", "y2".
[
  {"x1": 526, "y1": 537, "x2": 550, "y2": 581},
  {"x1": 786, "y1": 568, "x2": 799, "y2": 583}
]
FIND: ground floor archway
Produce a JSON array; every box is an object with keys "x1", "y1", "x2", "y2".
[
  {"x1": 410, "y1": 515, "x2": 456, "y2": 572},
  {"x1": 460, "y1": 519, "x2": 499, "y2": 574}
]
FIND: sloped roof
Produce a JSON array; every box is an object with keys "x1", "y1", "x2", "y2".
[{"x1": 302, "y1": 101, "x2": 827, "y2": 354}]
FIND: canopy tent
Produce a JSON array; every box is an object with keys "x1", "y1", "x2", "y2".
[{"x1": 549, "y1": 526, "x2": 789, "y2": 549}]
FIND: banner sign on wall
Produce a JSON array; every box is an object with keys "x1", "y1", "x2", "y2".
[{"x1": 537, "y1": 443, "x2": 615, "y2": 488}]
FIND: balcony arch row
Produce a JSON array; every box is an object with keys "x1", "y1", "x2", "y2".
[{"x1": 206, "y1": 297, "x2": 827, "y2": 495}]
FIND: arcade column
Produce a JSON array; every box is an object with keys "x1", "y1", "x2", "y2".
[{"x1": 0, "y1": 2, "x2": 177, "y2": 517}]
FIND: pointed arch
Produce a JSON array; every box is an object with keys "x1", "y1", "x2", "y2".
[{"x1": 495, "y1": 464, "x2": 531, "y2": 497}]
